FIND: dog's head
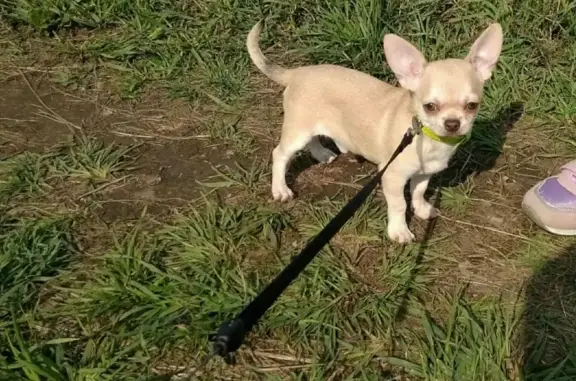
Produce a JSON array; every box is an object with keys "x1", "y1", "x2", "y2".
[{"x1": 383, "y1": 24, "x2": 503, "y2": 138}]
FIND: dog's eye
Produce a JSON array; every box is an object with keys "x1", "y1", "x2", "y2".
[
  {"x1": 423, "y1": 103, "x2": 437, "y2": 112},
  {"x1": 465, "y1": 102, "x2": 479, "y2": 111}
]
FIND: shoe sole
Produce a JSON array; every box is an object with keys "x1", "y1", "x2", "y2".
[{"x1": 522, "y1": 200, "x2": 576, "y2": 236}]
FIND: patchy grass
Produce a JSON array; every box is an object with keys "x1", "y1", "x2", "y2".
[
  {"x1": 200, "y1": 159, "x2": 270, "y2": 191},
  {"x1": 53, "y1": 136, "x2": 137, "y2": 181},
  {"x1": 1, "y1": 0, "x2": 576, "y2": 380},
  {"x1": 0, "y1": 217, "x2": 74, "y2": 319},
  {"x1": 0, "y1": 137, "x2": 136, "y2": 205},
  {"x1": 202, "y1": 117, "x2": 257, "y2": 152},
  {"x1": 417, "y1": 295, "x2": 520, "y2": 380},
  {"x1": 0, "y1": 152, "x2": 53, "y2": 201}
]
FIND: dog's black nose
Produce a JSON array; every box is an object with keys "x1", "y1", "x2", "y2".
[{"x1": 444, "y1": 119, "x2": 461, "y2": 132}]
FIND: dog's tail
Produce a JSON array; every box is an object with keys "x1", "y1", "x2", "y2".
[{"x1": 247, "y1": 21, "x2": 291, "y2": 86}]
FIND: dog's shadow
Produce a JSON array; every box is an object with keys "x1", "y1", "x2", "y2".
[{"x1": 431, "y1": 101, "x2": 524, "y2": 190}]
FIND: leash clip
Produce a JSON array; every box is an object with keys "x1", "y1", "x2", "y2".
[{"x1": 410, "y1": 116, "x2": 423, "y2": 136}]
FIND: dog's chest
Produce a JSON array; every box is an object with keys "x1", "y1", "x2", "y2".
[
  {"x1": 414, "y1": 142, "x2": 454, "y2": 175},
  {"x1": 419, "y1": 156, "x2": 450, "y2": 174}
]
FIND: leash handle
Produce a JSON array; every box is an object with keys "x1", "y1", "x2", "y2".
[{"x1": 209, "y1": 127, "x2": 418, "y2": 359}]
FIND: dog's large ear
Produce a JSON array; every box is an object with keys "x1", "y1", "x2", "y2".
[
  {"x1": 383, "y1": 34, "x2": 427, "y2": 91},
  {"x1": 466, "y1": 23, "x2": 503, "y2": 81}
]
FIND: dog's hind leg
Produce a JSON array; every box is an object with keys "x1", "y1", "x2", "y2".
[
  {"x1": 272, "y1": 125, "x2": 313, "y2": 202},
  {"x1": 307, "y1": 136, "x2": 338, "y2": 164}
]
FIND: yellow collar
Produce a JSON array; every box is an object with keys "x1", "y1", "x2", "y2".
[{"x1": 421, "y1": 125, "x2": 471, "y2": 146}]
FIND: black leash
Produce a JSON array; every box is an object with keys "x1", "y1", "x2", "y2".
[{"x1": 205, "y1": 123, "x2": 421, "y2": 366}]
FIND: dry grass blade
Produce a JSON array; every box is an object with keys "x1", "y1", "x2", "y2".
[
  {"x1": 111, "y1": 130, "x2": 210, "y2": 140},
  {"x1": 16, "y1": 67, "x2": 82, "y2": 132}
]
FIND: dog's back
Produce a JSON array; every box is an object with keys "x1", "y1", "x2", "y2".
[{"x1": 282, "y1": 64, "x2": 409, "y2": 161}]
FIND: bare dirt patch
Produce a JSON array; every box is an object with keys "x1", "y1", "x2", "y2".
[{"x1": 0, "y1": 74, "x2": 224, "y2": 221}]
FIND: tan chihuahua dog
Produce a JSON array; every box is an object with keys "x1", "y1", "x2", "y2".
[{"x1": 247, "y1": 21, "x2": 503, "y2": 243}]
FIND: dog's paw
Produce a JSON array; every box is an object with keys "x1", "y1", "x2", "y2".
[
  {"x1": 272, "y1": 183, "x2": 294, "y2": 202},
  {"x1": 387, "y1": 222, "x2": 415, "y2": 244},
  {"x1": 413, "y1": 201, "x2": 438, "y2": 220}
]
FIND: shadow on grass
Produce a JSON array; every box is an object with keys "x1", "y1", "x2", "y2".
[
  {"x1": 433, "y1": 101, "x2": 524, "y2": 188},
  {"x1": 521, "y1": 243, "x2": 576, "y2": 380}
]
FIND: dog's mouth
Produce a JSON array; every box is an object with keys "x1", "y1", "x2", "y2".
[
  {"x1": 430, "y1": 127, "x2": 464, "y2": 137},
  {"x1": 443, "y1": 130, "x2": 467, "y2": 136}
]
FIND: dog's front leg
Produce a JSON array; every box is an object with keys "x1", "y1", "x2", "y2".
[
  {"x1": 410, "y1": 174, "x2": 438, "y2": 220},
  {"x1": 381, "y1": 169, "x2": 414, "y2": 243}
]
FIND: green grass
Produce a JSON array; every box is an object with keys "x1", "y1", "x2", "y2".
[
  {"x1": 202, "y1": 117, "x2": 257, "y2": 152},
  {"x1": 2, "y1": 0, "x2": 576, "y2": 379},
  {"x1": 410, "y1": 295, "x2": 519, "y2": 381},
  {"x1": 0, "y1": 216, "x2": 76, "y2": 380},
  {"x1": 6, "y1": 0, "x2": 572, "y2": 123},
  {"x1": 53, "y1": 136, "x2": 137, "y2": 181},
  {"x1": 0, "y1": 137, "x2": 136, "y2": 204},
  {"x1": 0, "y1": 217, "x2": 74, "y2": 319},
  {"x1": 0, "y1": 152, "x2": 53, "y2": 201},
  {"x1": 0, "y1": 199, "x2": 426, "y2": 378},
  {"x1": 200, "y1": 159, "x2": 269, "y2": 191}
]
